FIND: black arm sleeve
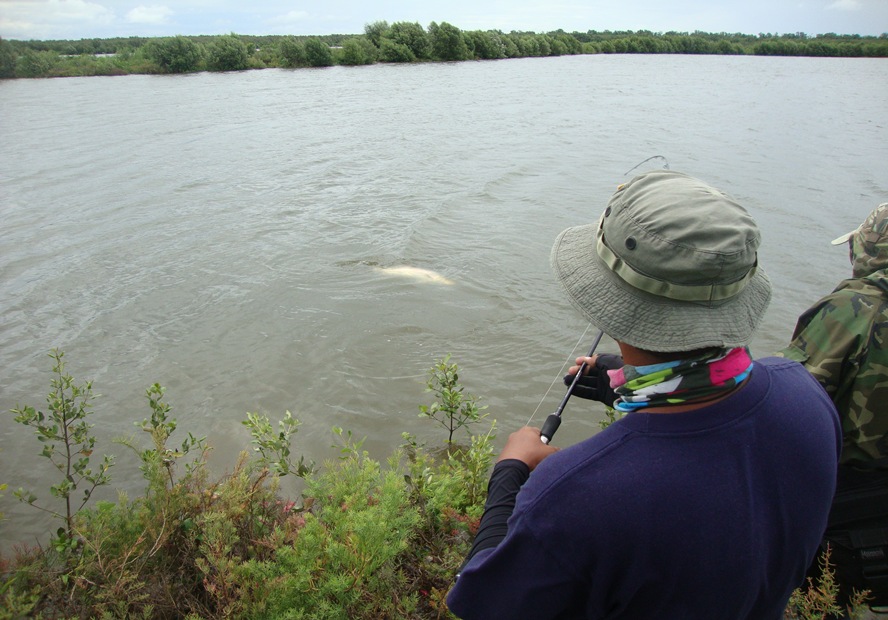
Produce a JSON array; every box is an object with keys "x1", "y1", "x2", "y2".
[{"x1": 458, "y1": 459, "x2": 530, "y2": 571}]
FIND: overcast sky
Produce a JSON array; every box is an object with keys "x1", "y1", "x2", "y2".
[{"x1": 1, "y1": 0, "x2": 886, "y2": 41}]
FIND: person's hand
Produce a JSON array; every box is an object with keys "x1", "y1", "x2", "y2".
[
  {"x1": 497, "y1": 426, "x2": 559, "y2": 471},
  {"x1": 563, "y1": 353, "x2": 624, "y2": 407}
]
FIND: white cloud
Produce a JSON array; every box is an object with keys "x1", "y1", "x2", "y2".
[
  {"x1": 1, "y1": 0, "x2": 885, "y2": 41},
  {"x1": 0, "y1": 0, "x2": 115, "y2": 39},
  {"x1": 126, "y1": 5, "x2": 174, "y2": 25},
  {"x1": 826, "y1": 0, "x2": 861, "y2": 11}
]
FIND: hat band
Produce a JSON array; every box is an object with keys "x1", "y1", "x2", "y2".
[{"x1": 596, "y1": 233, "x2": 756, "y2": 302}]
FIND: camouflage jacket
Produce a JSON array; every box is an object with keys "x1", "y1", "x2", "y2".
[{"x1": 780, "y1": 269, "x2": 888, "y2": 467}]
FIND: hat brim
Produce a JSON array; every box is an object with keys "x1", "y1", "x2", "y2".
[
  {"x1": 830, "y1": 231, "x2": 854, "y2": 246},
  {"x1": 551, "y1": 223, "x2": 772, "y2": 353}
]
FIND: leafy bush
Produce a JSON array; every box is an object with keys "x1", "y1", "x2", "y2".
[
  {"x1": 278, "y1": 36, "x2": 306, "y2": 67},
  {"x1": 12, "y1": 350, "x2": 114, "y2": 553},
  {"x1": 0, "y1": 37, "x2": 20, "y2": 78},
  {"x1": 337, "y1": 38, "x2": 378, "y2": 66},
  {"x1": 1, "y1": 352, "x2": 492, "y2": 619},
  {"x1": 15, "y1": 50, "x2": 58, "y2": 78},
  {"x1": 363, "y1": 21, "x2": 390, "y2": 48},
  {"x1": 4, "y1": 352, "x2": 869, "y2": 619},
  {"x1": 785, "y1": 546, "x2": 871, "y2": 619},
  {"x1": 387, "y1": 21, "x2": 431, "y2": 60},
  {"x1": 379, "y1": 38, "x2": 416, "y2": 63},
  {"x1": 418, "y1": 354, "x2": 487, "y2": 443},
  {"x1": 241, "y1": 442, "x2": 422, "y2": 618},
  {"x1": 303, "y1": 38, "x2": 334, "y2": 67},
  {"x1": 207, "y1": 34, "x2": 249, "y2": 72},
  {"x1": 144, "y1": 35, "x2": 203, "y2": 73},
  {"x1": 429, "y1": 21, "x2": 471, "y2": 61}
]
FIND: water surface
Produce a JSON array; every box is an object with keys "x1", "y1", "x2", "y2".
[{"x1": 1, "y1": 54, "x2": 886, "y2": 544}]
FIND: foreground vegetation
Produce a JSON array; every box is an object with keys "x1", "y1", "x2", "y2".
[
  {"x1": 1, "y1": 21, "x2": 886, "y2": 80},
  {"x1": 0, "y1": 351, "x2": 872, "y2": 618}
]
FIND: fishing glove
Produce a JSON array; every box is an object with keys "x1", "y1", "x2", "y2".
[{"x1": 563, "y1": 354, "x2": 624, "y2": 408}]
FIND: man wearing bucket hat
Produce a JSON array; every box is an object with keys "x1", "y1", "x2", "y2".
[
  {"x1": 447, "y1": 171, "x2": 840, "y2": 620},
  {"x1": 780, "y1": 203, "x2": 888, "y2": 613}
]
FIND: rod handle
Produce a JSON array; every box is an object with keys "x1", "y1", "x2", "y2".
[{"x1": 540, "y1": 413, "x2": 561, "y2": 444}]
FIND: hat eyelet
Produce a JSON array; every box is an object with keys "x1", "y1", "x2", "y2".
[{"x1": 625, "y1": 237, "x2": 637, "y2": 250}]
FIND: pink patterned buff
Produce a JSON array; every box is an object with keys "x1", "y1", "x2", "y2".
[{"x1": 607, "y1": 347, "x2": 754, "y2": 412}]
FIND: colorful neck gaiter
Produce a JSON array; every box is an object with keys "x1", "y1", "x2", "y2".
[{"x1": 607, "y1": 347, "x2": 753, "y2": 413}]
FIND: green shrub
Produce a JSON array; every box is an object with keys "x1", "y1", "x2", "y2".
[
  {"x1": 303, "y1": 38, "x2": 334, "y2": 67},
  {"x1": 6, "y1": 351, "x2": 874, "y2": 619},
  {"x1": 337, "y1": 38, "x2": 377, "y2": 66},
  {"x1": 15, "y1": 50, "x2": 58, "y2": 78},
  {"x1": 278, "y1": 36, "x2": 306, "y2": 67},
  {"x1": 429, "y1": 21, "x2": 471, "y2": 61},
  {"x1": 144, "y1": 35, "x2": 203, "y2": 73},
  {"x1": 387, "y1": 21, "x2": 431, "y2": 60},
  {"x1": 379, "y1": 38, "x2": 416, "y2": 63},
  {"x1": 2, "y1": 352, "x2": 492, "y2": 619},
  {"x1": 242, "y1": 444, "x2": 422, "y2": 618},
  {"x1": 207, "y1": 34, "x2": 249, "y2": 72},
  {"x1": 11, "y1": 350, "x2": 114, "y2": 553},
  {"x1": 785, "y1": 546, "x2": 871, "y2": 619},
  {"x1": 243, "y1": 410, "x2": 314, "y2": 478},
  {"x1": 0, "y1": 37, "x2": 17, "y2": 78},
  {"x1": 418, "y1": 354, "x2": 487, "y2": 443}
]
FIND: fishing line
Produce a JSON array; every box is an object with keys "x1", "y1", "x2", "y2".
[
  {"x1": 528, "y1": 156, "x2": 667, "y2": 439},
  {"x1": 623, "y1": 155, "x2": 670, "y2": 176},
  {"x1": 526, "y1": 323, "x2": 591, "y2": 427}
]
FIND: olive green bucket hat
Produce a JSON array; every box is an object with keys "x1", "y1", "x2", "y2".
[{"x1": 551, "y1": 170, "x2": 772, "y2": 352}]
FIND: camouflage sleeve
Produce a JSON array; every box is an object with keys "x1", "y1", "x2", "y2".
[
  {"x1": 779, "y1": 286, "x2": 888, "y2": 465},
  {"x1": 778, "y1": 292, "x2": 864, "y2": 403}
]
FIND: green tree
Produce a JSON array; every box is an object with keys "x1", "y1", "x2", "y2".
[
  {"x1": 15, "y1": 50, "x2": 58, "y2": 77},
  {"x1": 429, "y1": 21, "x2": 470, "y2": 61},
  {"x1": 387, "y1": 21, "x2": 430, "y2": 59},
  {"x1": 279, "y1": 36, "x2": 307, "y2": 67},
  {"x1": 536, "y1": 34, "x2": 552, "y2": 56},
  {"x1": 12, "y1": 350, "x2": 114, "y2": 551},
  {"x1": 304, "y1": 38, "x2": 334, "y2": 67},
  {"x1": 145, "y1": 35, "x2": 203, "y2": 73},
  {"x1": 804, "y1": 40, "x2": 837, "y2": 57},
  {"x1": 501, "y1": 34, "x2": 520, "y2": 58},
  {"x1": 0, "y1": 36, "x2": 17, "y2": 78},
  {"x1": 716, "y1": 39, "x2": 741, "y2": 54},
  {"x1": 364, "y1": 20, "x2": 390, "y2": 47},
  {"x1": 206, "y1": 34, "x2": 249, "y2": 71},
  {"x1": 514, "y1": 35, "x2": 539, "y2": 56},
  {"x1": 549, "y1": 37, "x2": 567, "y2": 56},
  {"x1": 338, "y1": 37, "x2": 377, "y2": 65},
  {"x1": 419, "y1": 355, "x2": 487, "y2": 444},
  {"x1": 466, "y1": 31, "x2": 504, "y2": 59},
  {"x1": 554, "y1": 33, "x2": 582, "y2": 54},
  {"x1": 378, "y1": 38, "x2": 416, "y2": 62}
]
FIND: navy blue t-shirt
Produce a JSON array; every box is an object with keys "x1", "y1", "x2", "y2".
[{"x1": 447, "y1": 358, "x2": 841, "y2": 620}]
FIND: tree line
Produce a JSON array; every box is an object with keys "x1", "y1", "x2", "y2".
[{"x1": 1, "y1": 21, "x2": 886, "y2": 79}]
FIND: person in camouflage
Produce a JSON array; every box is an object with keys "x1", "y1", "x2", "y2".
[
  {"x1": 780, "y1": 202, "x2": 888, "y2": 612},
  {"x1": 781, "y1": 203, "x2": 888, "y2": 467}
]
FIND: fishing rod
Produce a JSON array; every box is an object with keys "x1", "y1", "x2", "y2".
[
  {"x1": 538, "y1": 156, "x2": 665, "y2": 445},
  {"x1": 540, "y1": 329, "x2": 604, "y2": 444}
]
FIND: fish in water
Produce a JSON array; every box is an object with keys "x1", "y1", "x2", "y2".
[{"x1": 374, "y1": 265, "x2": 455, "y2": 285}]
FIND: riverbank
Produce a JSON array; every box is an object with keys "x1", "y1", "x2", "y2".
[
  {"x1": 1, "y1": 24, "x2": 886, "y2": 79},
  {"x1": 1, "y1": 353, "x2": 871, "y2": 619}
]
